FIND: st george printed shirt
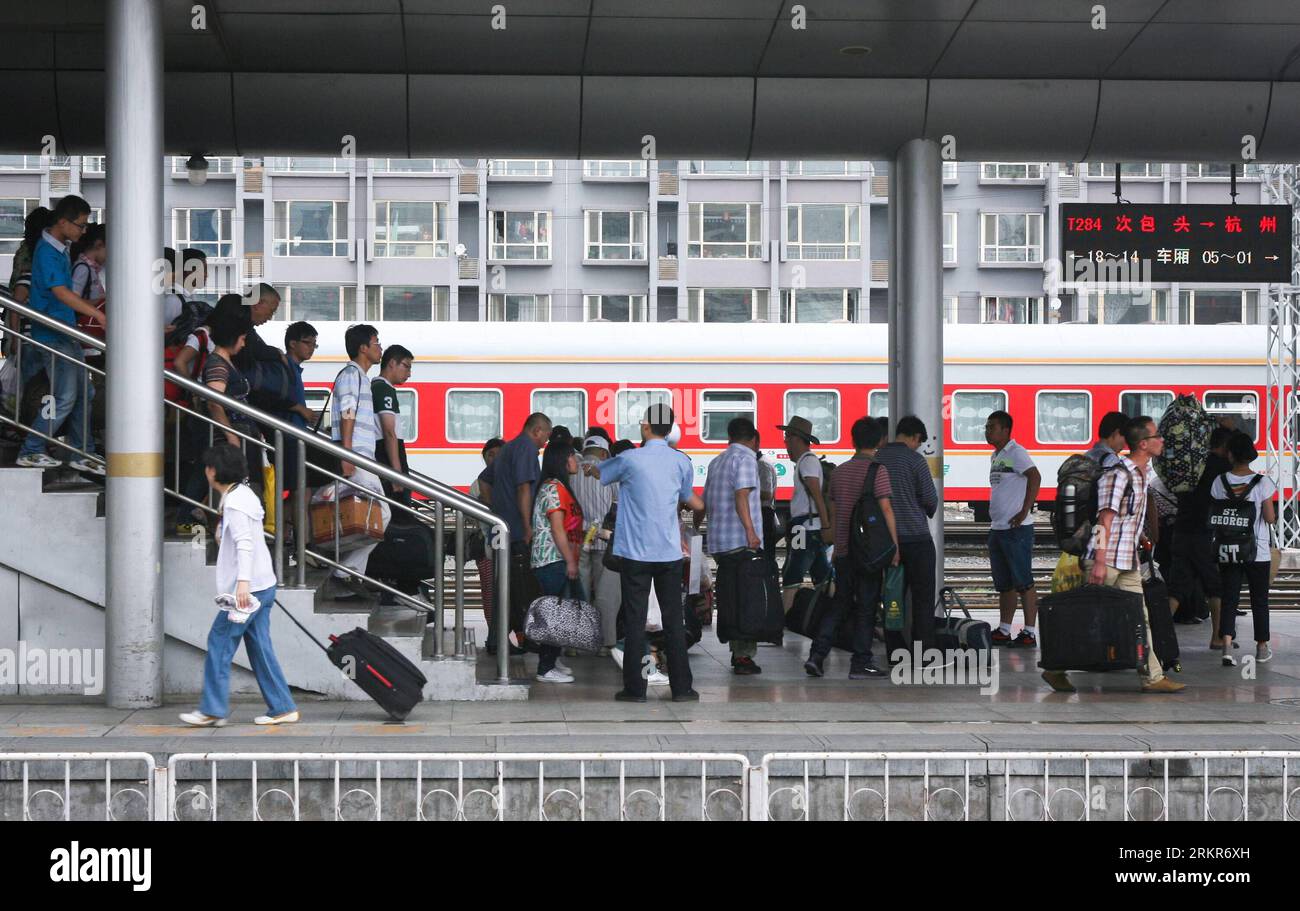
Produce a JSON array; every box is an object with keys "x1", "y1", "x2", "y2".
[{"x1": 1088, "y1": 454, "x2": 1148, "y2": 571}]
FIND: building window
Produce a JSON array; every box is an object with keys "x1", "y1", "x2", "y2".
[
  {"x1": 780, "y1": 289, "x2": 857, "y2": 323},
  {"x1": 0, "y1": 198, "x2": 38, "y2": 254},
  {"x1": 584, "y1": 211, "x2": 647, "y2": 261},
  {"x1": 489, "y1": 159, "x2": 552, "y2": 178},
  {"x1": 689, "y1": 161, "x2": 762, "y2": 175},
  {"x1": 365, "y1": 286, "x2": 451, "y2": 321},
  {"x1": 979, "y1": 162, "x2": 1045, "y2": 181},
  {"x1": 980, "y1": 213, "x2": 1043, "y2": 263},
  {"x1": 170, "y1": 156, "x2": 236, "y2": 177},
  {"x1": 584, "y1": 294, "x2": 648, "y2": 322},
  {"x1": 785, "y1": 390, "x2": 840, "y2": 444},
  {"x1": 1180, "y1": 289, "x2": 1259, "y2": 325},
  {"x1": 981, "y1": 296, "x2": 1045, "y2": 324},
  {"x1": 942, "y1": 161, "x2": 958, "y2": 182},
  {"x1": 487, "y1": 293, "x2": 550, "y2": 322},
  {"x1": 371, "y1": 158, "x2": 457, "y2": 173},
  {"x1": 786, "y1": 204, "x2": 860, "y2": 260},
  {"x1": 79, "y1": 156, "x2": 106, "y2": 175},
  {"x1": 446, "y1": 390, "x2": 502, "y2": 442},
  {"x1": 490, "y1": 211, "x2": 551, "y2": 260},
  {"x1": 0, "y1": 155, "x2": 46, "y2": 171},
  {"x1": 172, "y1": 208, "x2": 234, "y2": 259},
  {"x1": 273, "y1": 201, "x2": 349, "y2": 257},
  {"x1": 952, "y1": 391, "x2": 1007, "y2": 443},
  {"x1": 786, "y1": 161, "x2": 861, "y2": 176},
  {"x1": 687, "y1": 203, "x2": 761, "y2": 258},
  {"x1": 89, "y1": 208, "x2": 104, "y2": 224},
  {"x1": 1078, "y1": 290, "x2": 1169, "y2": 324},
  {"x1": 615, "y1": 389, "x2": 672, "y2": 440},
  {"x1": 943, "y1": 212, "x2": 957, "y2": 266},
  {"x1": 868, "y1": 390, "x2": 889, "y2": 420},
  {"x1": 532, "y1": 390, "x2": 587, "y2": 429},
  {"x1": 276, "y1": 284, "x2": 357, "y2": 321},
  {"x1": 1185, "y1": 163, "x2": 1260, "y2": 179},
  {"x1": 373, "y1": 201, "x2": 448, "y2": 258},
  {"x1": 583, "y1": 160, "x2": 648, "y2": 178},
  {"x1": 700, "y1": 390, "x2": 756, "y2": 443},
  {"x1": 1120, "y1": 391, "x2": 1174, "y2": 426},
  {"x1": 687, "y1": 288, "x2": 769, "y2": 322},
  {"x1": 1204, "y1": 391, "x2": 1258, "y2": 440},
  {"x1": 1036, "y1": 391, "x2": 1092, "y2": 444},
  {"x1": 944, "y1": 296, "x2": 961, "y2": 324},
  {"x1": 1084, "y1": 163, "x2": 1163, "y2": 179}
]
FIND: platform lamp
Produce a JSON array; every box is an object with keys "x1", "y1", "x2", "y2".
[{"x1": 185, "y1": 154, "x2": 210, "y2": 186}]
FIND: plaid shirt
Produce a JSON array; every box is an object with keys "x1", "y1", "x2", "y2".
[
  {"x1": 1089, "y1": 455, "x2": 1147, "y2": 571},
  {"x1": 704, "y1": 443, "x2": 761, "y2": 555}
]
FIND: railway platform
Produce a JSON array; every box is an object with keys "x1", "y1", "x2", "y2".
[{"x1": 4, "y1": 609, "x2": 1298, "y2": 759}]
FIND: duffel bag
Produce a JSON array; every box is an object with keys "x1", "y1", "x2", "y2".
[
  {"x1": 934, "y1": 587, "x2": 993, "y2": 652},
  {"x1": 524, "y1": 582, "x2": 602, "y2": 652}
]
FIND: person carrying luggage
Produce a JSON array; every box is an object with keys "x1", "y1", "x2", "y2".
[
  {"x1": 1209, "y1": 432, "x2": 1277, "y2": 665},
  {"x1": 529, "y1": 428, "x2": 585, "y2": 683},
  {"x1": 180, "y1": 443, "x2": 298, "y2": 727},
  {"x1": 1172, "y1": 425, "x2": 1233, "y2": 645},
  {"x1": 780, "y1": 415, "x2": 832, "y2": 586},
  {"x1": 1042, "y1": 416, "x2": 1185, "y2": 694}
]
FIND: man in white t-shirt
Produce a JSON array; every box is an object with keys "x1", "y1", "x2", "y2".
[
  {"x1": 985, "y1": 410, "x2": 1041, "y2": 647},
  {"x1": 780, "y1": 415, "x2": 832, "y2": 586}
]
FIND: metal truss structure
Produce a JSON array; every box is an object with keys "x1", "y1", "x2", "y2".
[{"x1": 1262, "y1": 165, "x2": 1300, "y2": 548}]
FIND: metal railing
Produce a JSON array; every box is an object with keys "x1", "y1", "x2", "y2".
[
  {"x1": 0, "y1": 290, "x2": 513, "y2": 681},
  {"x1": 0, "y1": 753, "x2": 158, "y2": 821}
]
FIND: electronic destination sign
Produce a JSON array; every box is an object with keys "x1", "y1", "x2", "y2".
[{"x1": 1060, "y1": 203, "x2": 1291, "y2": 283}]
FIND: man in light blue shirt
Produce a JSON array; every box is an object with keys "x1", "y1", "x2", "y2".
[{"x1": 586, "y1": 404, "x2": 704, "y2": 702}]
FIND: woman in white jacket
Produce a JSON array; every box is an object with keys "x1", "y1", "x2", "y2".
[{"x1": 181, "y1": 443, "x2": 298, "y2": 726}]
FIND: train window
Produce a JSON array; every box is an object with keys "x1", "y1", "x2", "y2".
[
  {"x1": 1036, "y1": 391, "x2": 1091, "y2": 444},
  {"x1": 868, "y1": 390, "x2": 888, "y2": 420},
  {"x1": 395, "y1": 390, "x2": 418, "y2": 442},
  {"x1": 701, "y1": 390, "x2": 756, "y2": 443},
  {"x1": 305, "y1": 389, "x2": 331, "y2": 434},
  {"x1": 446, "y1": 390, "x2": 503, "y2": 442},
  {"x1": 1203, "y1": 391, "x2": 1258, "y2": 440},
  {"x1": 532, "y1": 389, "x2": 586, "y2": 430},
  {"x1": 1120, "y1": 391, "x2": 1173, "y2": 425},
  {"x1": 616, "y1": 389, "x2": 672, "y2": 440},
  {"x1": 951, "y1": 391, "x2": 1007, "y2": 443},
  {"x1": 785, "y1": 391, "x2": 840, "y2": 443}
]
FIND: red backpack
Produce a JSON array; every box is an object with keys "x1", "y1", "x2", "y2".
[{"x1": 164, "y1": 327, "x2": 210, "y2": 403}]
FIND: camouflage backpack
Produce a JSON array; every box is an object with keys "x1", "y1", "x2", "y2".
[{"x1": 1154, "y1": 395, "x2": 1217, "y2": 494}]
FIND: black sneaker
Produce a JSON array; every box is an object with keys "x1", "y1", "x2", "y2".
[
  {"x1": 804, "y1": 655, "x2": 825, "y2": 677},
  {"x1": 990, "y1": 628, "x2": 1013, "y2": 645},
  {"x1": 614, "y1": 690, "x2": 647, "y2": 703},
  {"x1": 672, "y1": 689, "x2": 700, "y2": 703},
  {"x1": 732, "y1": 656, "x2": 762, "y2": 675},
  {"x1": 1009, "y1": 630, "x2": 1038, "y2": 649},
  {"x1": 849, "y1": 662, "x2": 886, "y2": 679}
]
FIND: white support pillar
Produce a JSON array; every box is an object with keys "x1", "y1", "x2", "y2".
[
  {"x1": 105, "y1": 0, "x2": 164, "y2": 707},
  {"x1": 890, "y1": 139, "x2": 945, "y2": 596}
]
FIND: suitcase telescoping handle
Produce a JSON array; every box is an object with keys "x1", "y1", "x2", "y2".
[
  {"x1": 940, "y1": 586, "x2": 971, "y2": 620},
  {"x1": 275, "y1": 599, "x2": 331, "y2": 654}
]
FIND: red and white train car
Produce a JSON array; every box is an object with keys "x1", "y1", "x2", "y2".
[{"x1": 276, "y1": 321, "x2": 1272, "y2": 510}]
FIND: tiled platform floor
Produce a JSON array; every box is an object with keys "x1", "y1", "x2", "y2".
[{"x1": 3, "y1": 610, "x2": 1299, "y2": 756}]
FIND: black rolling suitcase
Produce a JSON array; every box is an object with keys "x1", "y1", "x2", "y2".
[
  {"x1": 1038, "y1": 584, "x2": 1148, "y2": 673},
  {"x1": 717, "y1": 551, "x2": 784, "y2": 645},
  {"x1": 366, "y1": 522, "x2": 438, "y2": 595},
  {"x1": 1143, "y1": 576, "x2": 1181, "y2": 672},
  {"x1": 277, "y1": 602, "x2": 427, "y2": 720}
]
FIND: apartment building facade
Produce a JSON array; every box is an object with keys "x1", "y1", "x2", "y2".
[{"x1": 0, "y1": 155, "x2": 1271, "y2": 327}]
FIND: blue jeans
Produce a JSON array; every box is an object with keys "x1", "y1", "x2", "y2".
[
  {"x1": 783, "y1": 523, "x2": 830, "y2": 586},
  {"x1": 20, "y1": 333, "x2": 94, "y2": 460},
  {"x1": 988, "y1": 524, "x2": 1035, "y2": 593},
  {"x1": 533, "y1": 560, "x2": 585, "y2": 674},
  {"x1": 199, "y1": 586, "x2": 296, "y2": 719}
]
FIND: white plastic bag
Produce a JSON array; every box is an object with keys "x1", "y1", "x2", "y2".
[{"x1": 645, "y1": 585, "x2": 663, "y2": 632}]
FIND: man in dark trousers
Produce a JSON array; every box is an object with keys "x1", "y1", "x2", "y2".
[{"x1": 584, "y1": 404, "x2": 705, "y2": 703}]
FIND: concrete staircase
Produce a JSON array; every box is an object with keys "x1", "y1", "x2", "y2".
[{"x1": 0, "y1": 466, "x2": 526, "y2": 701}]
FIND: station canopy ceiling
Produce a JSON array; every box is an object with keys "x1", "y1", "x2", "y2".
[{"x1": 6, "y1": 1, "x2": 1300, "y2": 162}]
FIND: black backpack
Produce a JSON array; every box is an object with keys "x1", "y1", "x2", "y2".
[
  {"x1": 1053, "y1": 453, "x2": 1124, "y2": 555},
  {"x1": 1208, "y1": 473, "x2": 1263, "y2": 564},
  {"x1": 848, "y1": 462, "x2": 896, "y2": 573},
  {"x1": 164, "y1": 297, "x2": 212, "y2": 348}
]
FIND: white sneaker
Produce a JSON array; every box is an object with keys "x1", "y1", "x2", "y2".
[
  {"x1": 555, "y1": 659, "x2": 572, "y2": 674},
  {"x1": 1257, "y1": 643, "x2": 1273, "y2": 663},
  {"x1": 610, "y1": 647, "x2": 624, "y2": 669},
  {"x1": 535, "y1": 668, "x2": 574, "y2": 683},
  {"x1": 253, "y1": 710, "x2": 300, "y2": 725},
  {"x1": 16, "y1": 452, "x2": 61, "y2": 469},
  {"x1": 648, "y1": 669, "x2": 670, "y2": 686},
  {"x1": 179, "y1": 711, "x2": 227, "y2": 727},
  {"x1": 68, "y1": 457, "x2": 106, "y2": 477}
]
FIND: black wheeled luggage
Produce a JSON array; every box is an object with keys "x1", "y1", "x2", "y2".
[
  {"x1": 1143, "y1": 576, "x2": 1181, "y2": 672},
  {"x1": 717, "y1": 550, "x2": 784, "y2": 645},
  {"x1": 1038, "y1": 584, "x2": 1147, "y2": 673},
  {"x1": 366, "y1": 522, "x2": 438, "y2": 594},
  {"x1": 277, "y1": 603, "x2": 427, "y2": 720}
]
